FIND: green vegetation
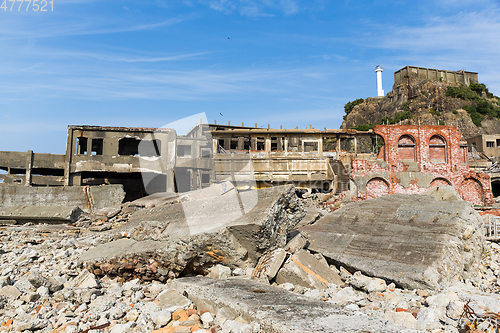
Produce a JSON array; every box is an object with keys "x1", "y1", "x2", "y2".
[
  {"x1": 352, "y1": 123, "x2": 375, "y2": 131},
  {"x1": 430, "y1": 109, "x2": 441, "y2": 117},
  {"x1": 421, "y1": 90, "x2": 427, "y2": 97},
  {"x1": 380, "y1": 110, "x2": 412, "y2": 125},
  {"x1": 344, "y1": 98, "x2": 365, "y2": 115},
  {"x1": 452, "y1": 110, "x2": 458, "y2": 114},
  {"x1": 446, "y1": 83, "x2": 500, "y2": 127},
  {"x1": 402, "y1": 101, "x2": 410, "y2": 112},
  {"x1": 439, "y1": 120, "x2": 445, "y2": 126}
]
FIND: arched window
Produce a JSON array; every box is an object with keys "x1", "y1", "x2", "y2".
[
  {"x1": 429, "y1": 135, "x2": 446, "y2": 163},
  {"x1": 398, "y1": 135, "x2": 416, "y2": 161}
]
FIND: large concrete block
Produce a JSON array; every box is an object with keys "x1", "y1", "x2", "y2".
[
  {"x1": 301, "y1": 193, "x2": 485, "y2": 290},
  {"x1": 169, "y1": 277, "x2": 410, "y2": 333},
  {"x1": 80, "y1": 185, "x2": 305, "y2": 280},
  {"x1": 0, "y1": 206, "x2": 83, "y2": 224}
]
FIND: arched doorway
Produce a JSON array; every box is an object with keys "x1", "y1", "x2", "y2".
[
  {"x1": 460, "y1": 178, "x2": 484, "y2": 205},
  {"x1": 430, "y1": 178, "x2": 452, "y2": 188},
  {"x1": 365, "y1": 177, "x2": 390, "y2": 200}
]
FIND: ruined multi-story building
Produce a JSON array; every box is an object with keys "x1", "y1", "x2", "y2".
[{"x1": 0, "y1": 123, "x2": 495, "y2": 206}]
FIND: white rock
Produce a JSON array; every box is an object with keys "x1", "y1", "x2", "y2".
[
  {"x1": 220, "y1": 319, "x2": 252, "y2": 333},
  {"x1": 151, "y1": 310, "x2": 171, "y2": 328},
  {"x1": 383, "y1": 311, "x2": 417, "y2": 329},
  {"x1": 200, "y1": 312, "x2": 214, "y2": 325},
  {"x1": 279, "y1": 283, "x2": 295, "y2": 291},
  {"x1": 209, "y1": 264, "x2": 232, "y2": 279}
]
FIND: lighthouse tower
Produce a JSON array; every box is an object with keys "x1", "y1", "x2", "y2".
[{"x1": 376, "y1": 65, "x2": 384, "y2": 97}]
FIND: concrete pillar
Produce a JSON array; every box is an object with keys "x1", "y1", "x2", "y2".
[{"x1": 25, "y1": 150, "x2": 33, "y2": 187}]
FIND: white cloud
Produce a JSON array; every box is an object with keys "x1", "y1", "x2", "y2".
[{"x1": 199, "y1": 0, "x2": 298, "y2": 16}]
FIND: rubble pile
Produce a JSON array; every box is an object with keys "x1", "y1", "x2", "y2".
[{"x1": 0, "y1": 185, "x2": 498, "y2": 332}]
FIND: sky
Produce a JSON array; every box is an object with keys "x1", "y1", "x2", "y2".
[{"x1": 1, "y1": 0, "x2": 500, "y2": 153}]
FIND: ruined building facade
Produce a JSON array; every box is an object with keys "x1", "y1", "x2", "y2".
[
  {"x1": 350, "y1": 125, "x2": 494, "y2": 205},
  {"x1": 0, "y1": 123, "x2": 495, "y2": 205},
  {"x1": 394, "y1": 66, "x2": 478, "y2": 87}
]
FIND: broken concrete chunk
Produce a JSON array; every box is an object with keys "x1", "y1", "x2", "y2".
[
  {"x1": 347, "y1": 271, "x2": 387, "y2": 293},
  {"x1": 156, "y1": 289, "x2": 192, "y2": 312},
  {"x1": 251, "y1": 248, "x2": 286, "y2": 282},
  {"x1": 284, "y1": 232, "x2": 307, "y2": 254},
  {"x1": 302, "y1": 193, "x2": 485, "y2": 290},
  {"x1": 80, "y1": 185, "x2": 304, "y2": 281},
  {"x1": 28, "y1": 273, "x2": 63, "y2": 293},
  {"x1": 208, "y1": 265, "x2": 231, "y2": 279},
  {"x1": 0, "y1": 286, "x2": 21, "y2": 299},
  {"x1": 66, "y1": 269, "x2": 100, "y2": 289},
  {"x1": 275, "y1": 249, "x2": 342, "y2": 290}
]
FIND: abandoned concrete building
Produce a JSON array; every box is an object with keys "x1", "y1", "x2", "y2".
[
  {"x1": 394, "y1": 66, "x2": 479, "y2": 86},
  {"x1": 0, "y1": 123, "x2": 495, "y2": 205}
]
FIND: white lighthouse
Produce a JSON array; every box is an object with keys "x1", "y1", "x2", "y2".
[{"x1": 376, "y1": 65, "x2": 384, "y2": 97}]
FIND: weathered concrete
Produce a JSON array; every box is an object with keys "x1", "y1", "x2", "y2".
[
  {"x1": 275, "y1": 249, "x2": 342, "y2": 289},
  {"x1": 169, "y1": 277, "x2": 413, "y2": 333},
  {"x1": 0, "y1": 185, "x2": 125, "y2": 211},
  {"x1": 302, "y1": 193, "x2": 485, "y2": 290},
  {"x1": 80, "y1": 185, "x2": 305, "y2": 280},
  {"x1": 0, "y1": 206, "x2": 83, "y2": 224}
]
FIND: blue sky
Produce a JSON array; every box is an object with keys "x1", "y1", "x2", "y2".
[{"x1": 1, "y1": 0, "x2": 500, "y2": 153}]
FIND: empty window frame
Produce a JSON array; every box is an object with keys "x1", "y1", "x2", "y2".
[
  {"x1": 118, "y1": 138, "x2": 140, "y2": 156},
  {"x1": 91, "y1": 138, "x2": 104, "y2": 156},
  {"x1": 200, "y1": 148, "x2": 212, "y2": 158},
  {"x1": 487, "y1": 141, "x2": 495, "y2": 148},
  {"x1": 76, "y1": 137, "x2": 88, "y2": 155},
  {"x1": 177, "y1": 145, "x2": 192, "y2": 157},
  {"x1": 397, "y1": 135, "x2": 416, "y2": 161},
  {"x1": 140, "y1": 139, "x2": 161, "y2": 157},
  {"x1": 256, "y1": 137, "x2": 266, "y2": 151},
  {"x1": 271, "y1": 137, "x2": 285, "y2": 152},
  {"x1": 230, "y1": 138, "x2": 239, "y2": 150},
  {"x1": 287, "y1": 137, "x2": 302, "y2": 152},
  {"x1": 497, "y1": 139, "x2": 500, "y2": 147},
  {"x1": 303, "y1": 140, "x2": 319, "y2": 152},
  {"x1": 429, "y1": 135, "x2": 446, "y2": 163}
]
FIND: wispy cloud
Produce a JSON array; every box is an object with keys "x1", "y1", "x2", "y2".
[{"x1": 199, "y1": 0, "x2": 299, "y2": 16}]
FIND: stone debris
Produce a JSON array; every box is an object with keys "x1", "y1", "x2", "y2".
[{"x1": 0, "y1": 186, "x2": 498, "y2": 332}]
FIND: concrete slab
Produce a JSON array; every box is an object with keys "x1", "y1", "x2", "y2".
[
  {"x1": 0, "y1": 185, "x2": 125, "y2": 211},
  {"x1": 169, "y1": 277, "x2": 413, "y2": 333},
  {"x1": 0, "y1": 206, "x2": 83, "y2": 224},
  {"x1": 301, "y1": 193, "x2": 485, "y2": 290}
]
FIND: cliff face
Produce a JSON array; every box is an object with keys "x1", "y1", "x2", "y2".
[{"x1": 340, "y1": 78, "x2": 500, "y2": 138}]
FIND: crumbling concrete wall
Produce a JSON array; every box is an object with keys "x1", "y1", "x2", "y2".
[
  {"x1": 0, "y1": 185, "x2": 125, "y2": 211},
  {"x1": 350, "y1": 125, "x2": 494, "y2": 205}
]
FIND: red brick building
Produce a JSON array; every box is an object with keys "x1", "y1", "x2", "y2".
[{"x1": 350, "y1": 125, "x2": 494, "y2": 206}]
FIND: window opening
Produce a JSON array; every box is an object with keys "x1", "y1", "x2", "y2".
[
  {"x1": 76, "y1": 137, "x2": 88, "y2": 155},
  {"x1": 118, "y1": 138, "x2": 140, "y2": 156},
  {"x1": 91, "y1": 138, "x2": 103, "y2": 156}
]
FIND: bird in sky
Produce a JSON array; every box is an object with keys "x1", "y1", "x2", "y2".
[{"x1": 220, "y1": 112, "x2": 223, "y2": 116}]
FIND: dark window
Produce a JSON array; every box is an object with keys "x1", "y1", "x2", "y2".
[
  {"x1": 139, "y1": 139, "x2": 161, "y2": 157},
  {"x1": 487, "y1": 141, "x2": 495, "y2": 148},
  {"x1": 118, "y1": 138, "x2": 140, "y2": 156},
  {"x1": 201, "y1": 173, "x2": 210, "y2": 184},
  {"x1": 256, "y1": 137, "x2": 265, "y2": 151},
  {"x1": 76, "y1": 137, "x2": 88, "y2": 155},
  {"x1": 91, "y1": 138, "x2": 103, "y2": 156},
  {"x1": 10, "y1": 168, "x2": 26, "y2": 175},
  {"x1": 178, "y1": 145, "x2": 192, "y2": 157},
  {"x1": 243, "y1": 138, "x2": 250, "y2": 150},
  {"x1": 31, "y1": 168, "x2": 64, "y2": 176},
  {"x1": 496, "y1": 139, "x2": 500, "y2": 147},
  {"x1": 200, "y1": 148, "x2": 211, "y2": 158},
  {"x1": 230, "y1": 139, "x2": 238, "y2": 150}
]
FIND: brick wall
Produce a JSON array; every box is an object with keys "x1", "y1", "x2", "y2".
[{"x1": 350, "y1": 125, "x2": 494, "y2": 206}]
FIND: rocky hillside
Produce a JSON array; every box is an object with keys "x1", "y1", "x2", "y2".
[{"x1": 341, "y1": 77, "x2": 500, "y2": 138}]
